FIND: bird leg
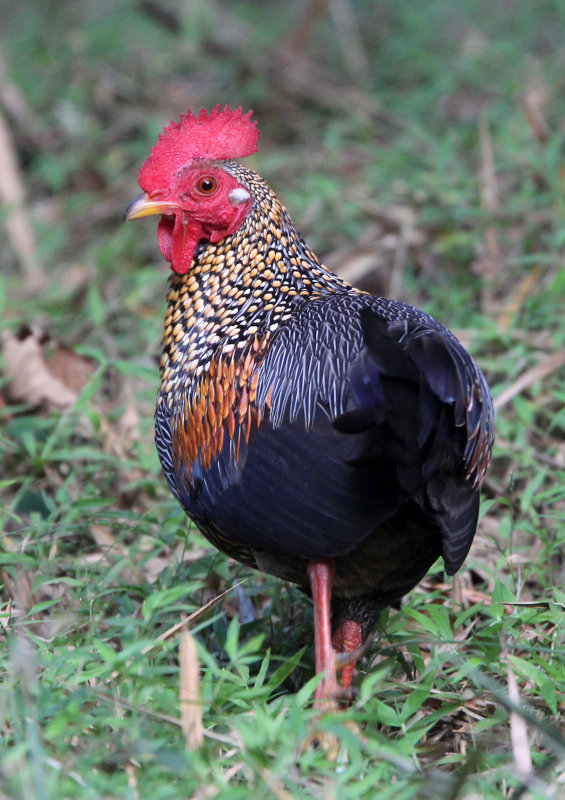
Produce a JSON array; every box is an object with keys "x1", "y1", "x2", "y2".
[
  {"x1": 307, "y1": 559, "x2": 364, "y2": 709},
  {"x1": 308, "y1": 559, "x2": 337, "y2": 707}
]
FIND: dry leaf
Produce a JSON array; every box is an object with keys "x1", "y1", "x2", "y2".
[
  {"x1": 89, "y1": 524, "x2": 118, "y2": 549},
  {"x1": 1, "y1": 327, "x2": 94, "y2": 412},
  {"x1": 508, "y1": 665, "x2": 533, "y2": 778},
  {"x1": 179, "y1": 630, "x2": 203, "y2": 750},
  {"x1": 45, "y1": 343, "x2": 96, "y2": 394}
]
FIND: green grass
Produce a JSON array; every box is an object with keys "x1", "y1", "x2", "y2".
[{"x1": 1, "y1": 1, "x2": 564, "y2": 797}]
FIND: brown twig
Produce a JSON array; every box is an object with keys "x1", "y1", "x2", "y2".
[
  {"x1": 285, "y1": 0, "x2": 328, "y2": 54},
  {"x1": 521, "y1": 82, "x2": 551, "y2": 145},
  {"x1": 0, "y1": 48, "x2": 55, "y2": 152},
  {"x1": 328, "y1": 0, "x2": 370, "y2": 87},
  {"x1": 497, "y1": 267, "x2": 545, "y2": 332},
  {"x1": 493, "y1": 349, "x2": 565, "y2": 412},
  {"x1": 140, "y1": 580, "x2": 246, "y2": 654},
  {"x1": 0, "y1": 108, "x2": 43, "y2": 286},
  {"x1": 475, "y1": 111, "x2": 502, "y2": 310}
]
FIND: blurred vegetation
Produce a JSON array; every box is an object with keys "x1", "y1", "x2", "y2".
[{"x1": 1, "y1": 1, "x2": 564, "y2": 798}]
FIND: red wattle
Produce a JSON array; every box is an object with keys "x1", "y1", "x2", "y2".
[
  {"x1": 158, "y1": 214, "x2": 203, "y2": 275},
  {"x1": 157, "y1": 217, "x2": 174, "y2": 262}
]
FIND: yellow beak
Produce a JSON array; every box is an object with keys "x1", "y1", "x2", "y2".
[{"x1": 124, "y1": 192, "x2": 180, "y2": 221}]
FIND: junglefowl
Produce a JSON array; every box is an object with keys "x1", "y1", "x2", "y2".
[{"x1": 126, "y1": 106, "x2": 494, "y2": 707}]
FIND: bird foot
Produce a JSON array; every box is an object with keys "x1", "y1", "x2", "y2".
[
  {"x1": 312, "y1": 673, "x2": 341, "y2": 713},
  {"x1": 308, "y1": 560, "x2": 367, "y2": 711},
  {"x1": 300, "y1": 719, "x2": 365, "y2": 760},
  {"x1": 300, "y1": 728, "x2": 341, "y2": 759},
  {"x1": 334, "y1": 636, "x2": 373, "y2": 669},
  {"x1": 313, "y1": 670, "x2": 360, "y2": 710}
]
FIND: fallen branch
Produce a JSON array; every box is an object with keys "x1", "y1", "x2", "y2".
[{"x1": 493, "y1": 350, "x2": 565, "y2": 412}]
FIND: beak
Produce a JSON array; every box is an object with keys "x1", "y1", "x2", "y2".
[{"x1": 124, "y1": 192, "x2": 180, "y2": 221}]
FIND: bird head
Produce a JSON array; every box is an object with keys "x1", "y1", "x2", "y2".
[{"x1": 125, "y1": 106, "x2": 259, "y2": 274}]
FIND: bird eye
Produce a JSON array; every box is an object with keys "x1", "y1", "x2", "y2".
[{"x1": 196, "y1": 176, "x2": 218, "y2": 195}]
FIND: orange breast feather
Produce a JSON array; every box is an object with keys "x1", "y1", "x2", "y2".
[{"x1": 171, "y1": 334, "x2": 271, "y2": 483}]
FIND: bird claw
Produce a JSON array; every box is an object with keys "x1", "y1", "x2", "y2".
[
  {"x1": 335, "y1": 685, "x2": 359, "y2": 703},
  {"x1": 316, "y1": 686, "x2": 359, "y2": 712}
]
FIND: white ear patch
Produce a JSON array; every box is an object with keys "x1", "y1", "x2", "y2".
[{"x1": 229, "y1": 187, "x2": 251, "y2": 205}]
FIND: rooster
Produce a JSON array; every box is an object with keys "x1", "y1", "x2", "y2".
[{"x1": 126, "y1": 106, "x2": 494, "y2": 707}]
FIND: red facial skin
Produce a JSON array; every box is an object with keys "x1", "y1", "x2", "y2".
[{"x1": 150, "y1": 163, "x2": 253, "y2": 274}]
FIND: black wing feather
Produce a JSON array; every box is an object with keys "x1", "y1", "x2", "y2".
[{"x1": 162, "y1": 292, "x2": 493, "y2": 573}]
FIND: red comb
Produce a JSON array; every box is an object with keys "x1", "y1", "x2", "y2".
[{"x1": 138, "y1": 105, "x2": 259, "y2": 192}]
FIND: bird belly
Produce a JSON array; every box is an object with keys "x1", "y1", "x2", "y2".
[
  {"x1": 195, "y1": 500, "x2": 442, "y2": 608},
  {"x1": 163, "y1": 399, "x2": 443, "y2": 605}
]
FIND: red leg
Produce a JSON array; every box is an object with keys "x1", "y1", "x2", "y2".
[
  {"x1": 332, "y1": 619, "x2": 363, "y2": 691},
  {"x1": 307, "y1": 559, "x2": 338, "y2": 708},
  {"x1": 307, "y1": 560, "x2": 367, "y2": 708}
]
